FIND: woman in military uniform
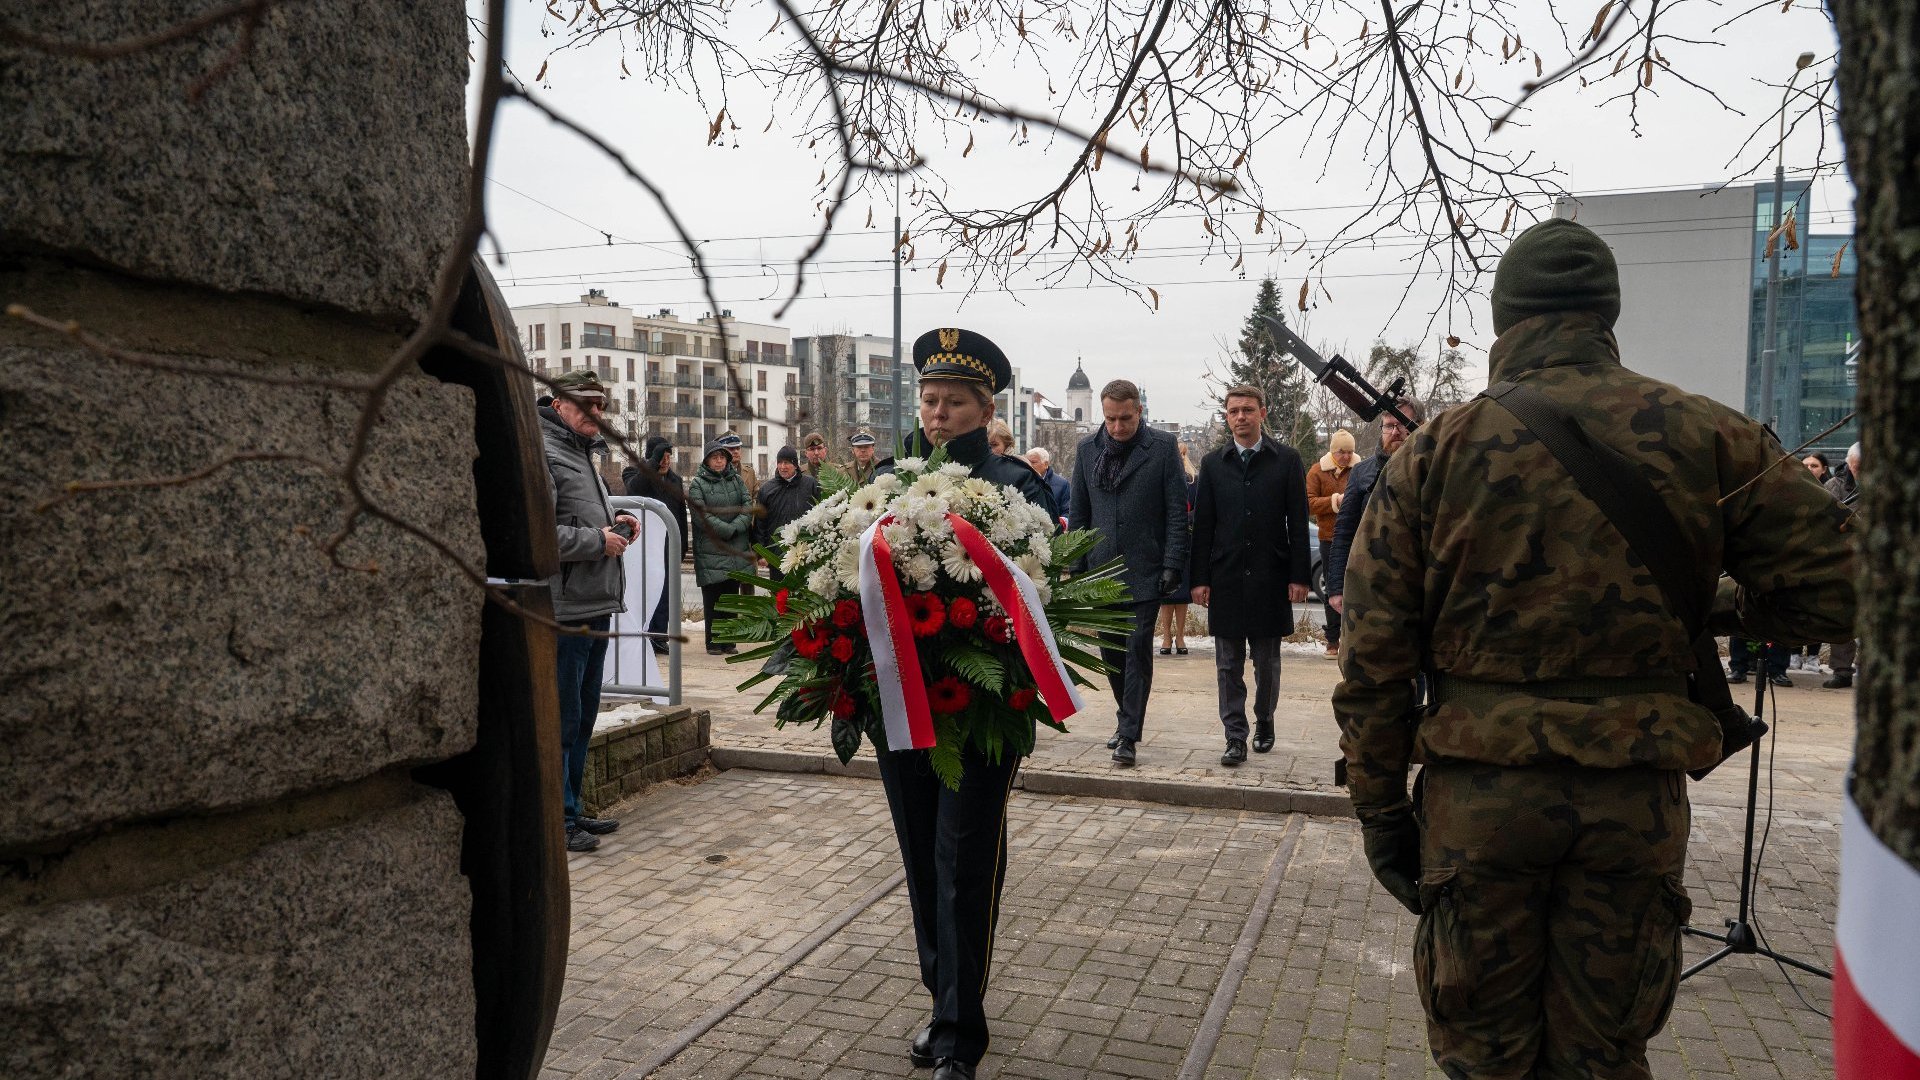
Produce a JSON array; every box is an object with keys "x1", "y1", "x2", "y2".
[{"x1": 882, "y1": 328, "x2": 1056, "y2": 1080}]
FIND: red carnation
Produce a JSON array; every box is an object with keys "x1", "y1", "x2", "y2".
[
  {"x1": 832, "y1": 599, "x2": 862, "y2": 628},
  {"x1": 830, "y1": 635, "x2": 856, "y2": 663},
  {"x1": 775, "y1": 589, "x2": 791, "y2": 614},
  {"x1": 928, "y1": 676, "x2": 972, "y2": 715},
  {"x1": 905, "y1": 592, "x2": 947, "y2": 638},
  {"x1": 982, "y1": 614, "x2": 1012, "y2": 644},
  {"x1": 831, "y1": 688, "x2": 857, "y2": 718},
  {"x1": 947, "y1": 596, "x2": 979, "y2": 630},
  {"x1": 791, "y1": 620, "x2": 830, "y2": 660},
  {"x1": 1008, "y1": 687, "x2": 1037, "y2": 711}
]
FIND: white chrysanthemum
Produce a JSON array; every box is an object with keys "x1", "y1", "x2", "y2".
[
  {"x1": 870, "y1": 472, "x2": 902, "y2": 491},
  {"x1": 797, "y1": 503, "x2": 832, "y2": 531},
  {"x1": 882, "y1": 521, "x2": 917, "y2": 552},
  {"x1": 907, "y1": 471, "x2": 956, "y2": 499},
  {"x1": 1025, "y1": 536, "x2": 1052, "y2": 566},
  {"x1": 940, "y1": 540, "x2": 984, "y2": 584},
  {"x1": 937, "y1": 462, "x2": 973, "y2": 479},
  {"x1": 895, "y1": 456, "x2": 927, "y2": 475},
  {"x1": 904, "y1": 552, "x2": 939, "y2": 591},
  {"x1": 1014, "y1": 551, "x2": 1047, "y2": 584},
  {"x1": 807, "y1": 564, "x2": 839, "y2": 597},
  {"x1": 848, "y1": 483, "x2": 888, "y2": 515},
  {"x1": 1035, "y1": 580, "x2": 1052, "y2": 605},
  {"x1": 842, "y1": 508, "x2": 877, "y2": 537},
  {"x1": 780, "y1": 542, "x2": 810, "y2": 574},
  {"x1": 898, "y1": 494, "x2": 951, "y2": 533},
  {"x1": 835, "y1": 543, "x2": 863, "y2": 592},
  {"x1": 778, "y1": 520, "x2": 803, "y2": 548},
  {"x1": 986, "y1": 511, "x2": 1025, "y2": 546}
]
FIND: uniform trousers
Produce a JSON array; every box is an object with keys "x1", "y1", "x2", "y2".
[
  {"x1": 876, "y1": 745, "x2": 1021, "y2": 1068},
  {"x1": 1416, "y1": 763, "x2": 1691, "y2": 1080},
  {"x1": 1103, "y1": 599, "x2": 1162, "y2": 740}
]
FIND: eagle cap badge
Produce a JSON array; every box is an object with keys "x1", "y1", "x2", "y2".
[{"x1": 938, "y1": 328, "x2": 961, "y2": 352}]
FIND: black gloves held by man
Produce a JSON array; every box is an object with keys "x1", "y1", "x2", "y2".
[
  {"x1": 1158, "y1": 569, "x2": 1182, "y2": 598},
  {"x1": 1357, "y1": 800, "x2": 1422, "y2": 914}
]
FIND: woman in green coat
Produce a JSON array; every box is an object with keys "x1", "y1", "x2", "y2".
[{"x1": 687, "y1": 441, "x2": 754, "y2": 654}]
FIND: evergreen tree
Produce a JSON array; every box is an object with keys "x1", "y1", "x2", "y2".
[{"x1": 1216, "y1": 277, "x2": 1309, "y2": 447}]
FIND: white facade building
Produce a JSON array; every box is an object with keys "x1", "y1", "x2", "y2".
[{"x1": 512, "y1": 293, "x2": 797, "y2": 478}]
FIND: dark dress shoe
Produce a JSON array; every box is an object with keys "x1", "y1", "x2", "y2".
[
  {"x1": 1769, "y1": 673, "x2": 1793, "y2": 688},
  {"x1": 1252, "y1": 722, "x2": 1274, "y2": 754},
  {"x1": 564, "y1": 825, "x2": 599, "y2": 853},
  {"x1": 1159, "y1": 647, "x2": 1172, "y2": 655},
  {"x1": 575, "y1": 816, "x2": 620, "y2": 835},
  {"x1": 1221, "y1": 739, "x2": 1247, "y2": 767},
  {"x1": 1176, "y1": 646, "x2": 1189, "y2": 655},
  {"x1": 1112, "y1": 737, "x2": 1136, "y2": 766},
  {"x1": 909, "y1": 1025, "x2": 935, "y2": 1068},
  {"x1": 1824, "y1": 673, "x2": 1853, "y2": 689},
  {"x1": 932, "y1": 1059, "x2": 976, "y2": 1080},
  {"x1": 1727, "y1": 671, "x2": 1748, "y2": 684},
  {"x1": 1106, "y1": 732, "x2": 1122, "y2": 750}
]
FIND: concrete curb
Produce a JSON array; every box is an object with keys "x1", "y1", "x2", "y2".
[{"x1": 708, "y1": 746, "x2": 1354, "y2": 819}]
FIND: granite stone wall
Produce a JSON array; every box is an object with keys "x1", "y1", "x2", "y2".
[{"x1": 1, "y1": 3, "x2": 484, "y2": 1075}]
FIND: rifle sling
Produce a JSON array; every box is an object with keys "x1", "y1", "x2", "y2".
[{"x1": 1480, "y1": 381, "x2": 1738, "y2": 718}]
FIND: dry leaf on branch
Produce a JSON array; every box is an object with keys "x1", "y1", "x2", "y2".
[
  {"x1": 1588, "y1": 1, "x2": 1614, "y2": 44},
  {"x1": 1298, "y1": 280, "x2": 1310, "y2": 311},
  {"x1": 1831, "y1": 240, "x2": 1850, "y2": 278},
  {"x1": 937, "y1": 259, "x2": 949, "y2": 287},
  {"x1": 708, "y1": 108, "x2": 727, "y2": 145}
]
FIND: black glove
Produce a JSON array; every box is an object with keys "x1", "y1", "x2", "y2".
[
  {"x1": 1357, "y1": 801, "x2": 1422, "y2": 914},
  {"x1": 1158, "y1": 569, "x2": 1181, "y2": 597}
]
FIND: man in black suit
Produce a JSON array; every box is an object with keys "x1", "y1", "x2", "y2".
[
  {"x1": 1188, "y1": 385, "x2": 1312, "y2": 765},
  {"x1": 1070, "y1": 379, "x2": 1190, "y2": 766}
]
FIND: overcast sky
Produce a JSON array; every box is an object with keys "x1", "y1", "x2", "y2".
[{"x1": 470, "y1": 2, "x2": 1848, "y2": 425}]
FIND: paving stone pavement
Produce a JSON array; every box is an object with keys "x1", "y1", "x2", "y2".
[{"x1": 543, "y1": 766, "x2": 1840, "y2": 1079}]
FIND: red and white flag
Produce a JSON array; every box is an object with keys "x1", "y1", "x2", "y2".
[{"x1": 1835, "y1": 788, "x2": 1920, "y2": 1078}]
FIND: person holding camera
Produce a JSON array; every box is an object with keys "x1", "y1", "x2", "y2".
[
  {"x1": 540, "y1": 370, "x2": 639, "y2": 854},
  {"x1": 1334, "y1": 220, "x2": 1855, "y2": 1078}
]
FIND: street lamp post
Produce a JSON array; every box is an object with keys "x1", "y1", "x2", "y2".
[
  {"x1": 891, "y1": 175, "x2": 904, "y2": 450},
  {"x1": 1756, "y1": 51, "x2": 1817, "y2": 435}
]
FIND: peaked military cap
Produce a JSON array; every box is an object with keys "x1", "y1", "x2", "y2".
[
  {"x1": 848, "y1": 431, "x2": 877, "y2": 447},
  {"x1": 913, "y1": 327, "x2": 1011, "y2": 393},
  {"x1": 548, "y1": 368, "x2": 607, "y2": 401}
]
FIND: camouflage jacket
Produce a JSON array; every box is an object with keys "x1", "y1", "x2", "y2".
[{"x1": 1332, "y1": 311, "x2": 1856, "y2": 810}]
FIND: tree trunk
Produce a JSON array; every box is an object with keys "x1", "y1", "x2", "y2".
[{"x1": 1832, "y1": 1, "x2": 1920, "y2": 864}]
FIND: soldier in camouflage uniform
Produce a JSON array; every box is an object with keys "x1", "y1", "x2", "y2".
[{"x1": 1333, "y1": 218, "x2": 1856, "y2": 1079}]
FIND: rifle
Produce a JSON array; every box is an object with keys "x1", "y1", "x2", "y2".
[{"x1": 1261, "y1": 315, "x2": 1420, "y2": 432}]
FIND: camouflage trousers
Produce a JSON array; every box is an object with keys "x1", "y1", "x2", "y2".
[{"x1": 1414, "y1": 763, "x2": 1692, "y2": 1079}]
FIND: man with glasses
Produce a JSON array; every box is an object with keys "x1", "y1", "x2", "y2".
[
  {"x1": 540, "y1": 370, "x2": 640, "y2": 853},
  {"x1": 1325, "y1": 403, "x2": 1422, "y2": 620}
]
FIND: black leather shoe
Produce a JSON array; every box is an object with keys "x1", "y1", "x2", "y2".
[
  {"x1": 1106, "y1": 732, "x2": 1122, "y2": 750},
  {"x1": 1112, "y1": 737, "x2": 1136, "y2": 766},
  {"x1": 1769, "y1": 673, "x2": 1793, "y2": 688},
  {"x1": 1824, "y1": 673, "x2": 1853, "y2": 689},
  {"x1": 1727, "y1": 671, "x2": 1748, "y2": 684},
  {"x1": 932, "y1": 1059, "x2": 976, "y2": 1080},
  {"x1": 1159, "y1": 647, "x2": 1171, "y2": 655},
  {"x1": 564, "y1": 825, "x2": 599, "y2": 853},
  {"x1": 1221, "y1": 739, "x2": 1247, "y2": 767},
  {"x1": 1252, "y1": 722, "x2": 1275, "y2": 754},
  {"x1": 576, "y1": 816, "x2": 620, "y2": 835},
  {"x1": 909, "y1": 1025, "x2": 935, "y2": 1068}
]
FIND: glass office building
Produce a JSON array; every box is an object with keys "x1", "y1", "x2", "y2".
[{"x1": 1745, "y1": 181, "x2": 1858, "y2": 457}]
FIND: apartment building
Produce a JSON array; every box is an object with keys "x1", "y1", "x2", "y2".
[{"x1": 513, "y1": 292, "x2": 798, "y2": 478}]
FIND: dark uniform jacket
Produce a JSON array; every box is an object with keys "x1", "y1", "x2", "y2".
[
  {"x1": 753, "y1": 470, "x2": 820, "y2": 556},
  {"x1": 1068, "y1": 424, "x2": 1188, "y2": 605},
  {"x1": 1188, "y1": 436, "x2": 1312, "y2": 638},
  {"x1": 1333, "y1": 311, "x2": 1857, "y2": 810}
]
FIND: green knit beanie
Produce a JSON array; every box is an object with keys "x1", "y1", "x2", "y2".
[{"x1": 1490, "y1": 218, "x2": 1621, "y2": 335}]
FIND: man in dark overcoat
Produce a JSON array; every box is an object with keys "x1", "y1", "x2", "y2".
[
  {"x1": 1188, "y1": 384, "x2": 1311, "y2": 765},
  {"x1": 1069, "y1": 378, "x2": 1189, "y2": 766}
]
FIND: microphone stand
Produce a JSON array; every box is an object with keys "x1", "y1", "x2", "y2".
[{"x1": 1680, "y1": 642, "x2": 1831, "y2": 981}]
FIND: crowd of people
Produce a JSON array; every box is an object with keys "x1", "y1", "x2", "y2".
[{"x1": 530, "y1": 221, "x2": 1865, "y2": 1077}]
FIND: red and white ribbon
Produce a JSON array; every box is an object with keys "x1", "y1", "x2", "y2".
[
  {"x1": 1835, "y1": 787, "x2": 1920, "y2": 1078},
  {"x1": 855, "y1": 511, "x2": 1085, "y2": 751},
  {"x1": 858, "y1": 514, "x2": 935, "y2": 750}
]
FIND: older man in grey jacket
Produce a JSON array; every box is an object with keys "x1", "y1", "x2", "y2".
[
  {"x1": 1070, "y1": 379, "x2": 1190, "y2": 766},
  {"x1": 541, "y1": 370, "x2": 641, "y2": 853}
]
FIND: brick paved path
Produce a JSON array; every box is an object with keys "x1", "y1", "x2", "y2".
[{"x1": 543, "y1": 767, "x2": 1839, "y2": 1079}]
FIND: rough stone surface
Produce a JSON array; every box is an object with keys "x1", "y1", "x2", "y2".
[
  {"x1": 0, "y1": 788, "x2": 477, "y2": 1080},
  {"x1": 0, "y1": 278, "x2": 484, "y2": 848},
  {"x1": 0, "y1": 1, "x2": 469, "y2": 321}
]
